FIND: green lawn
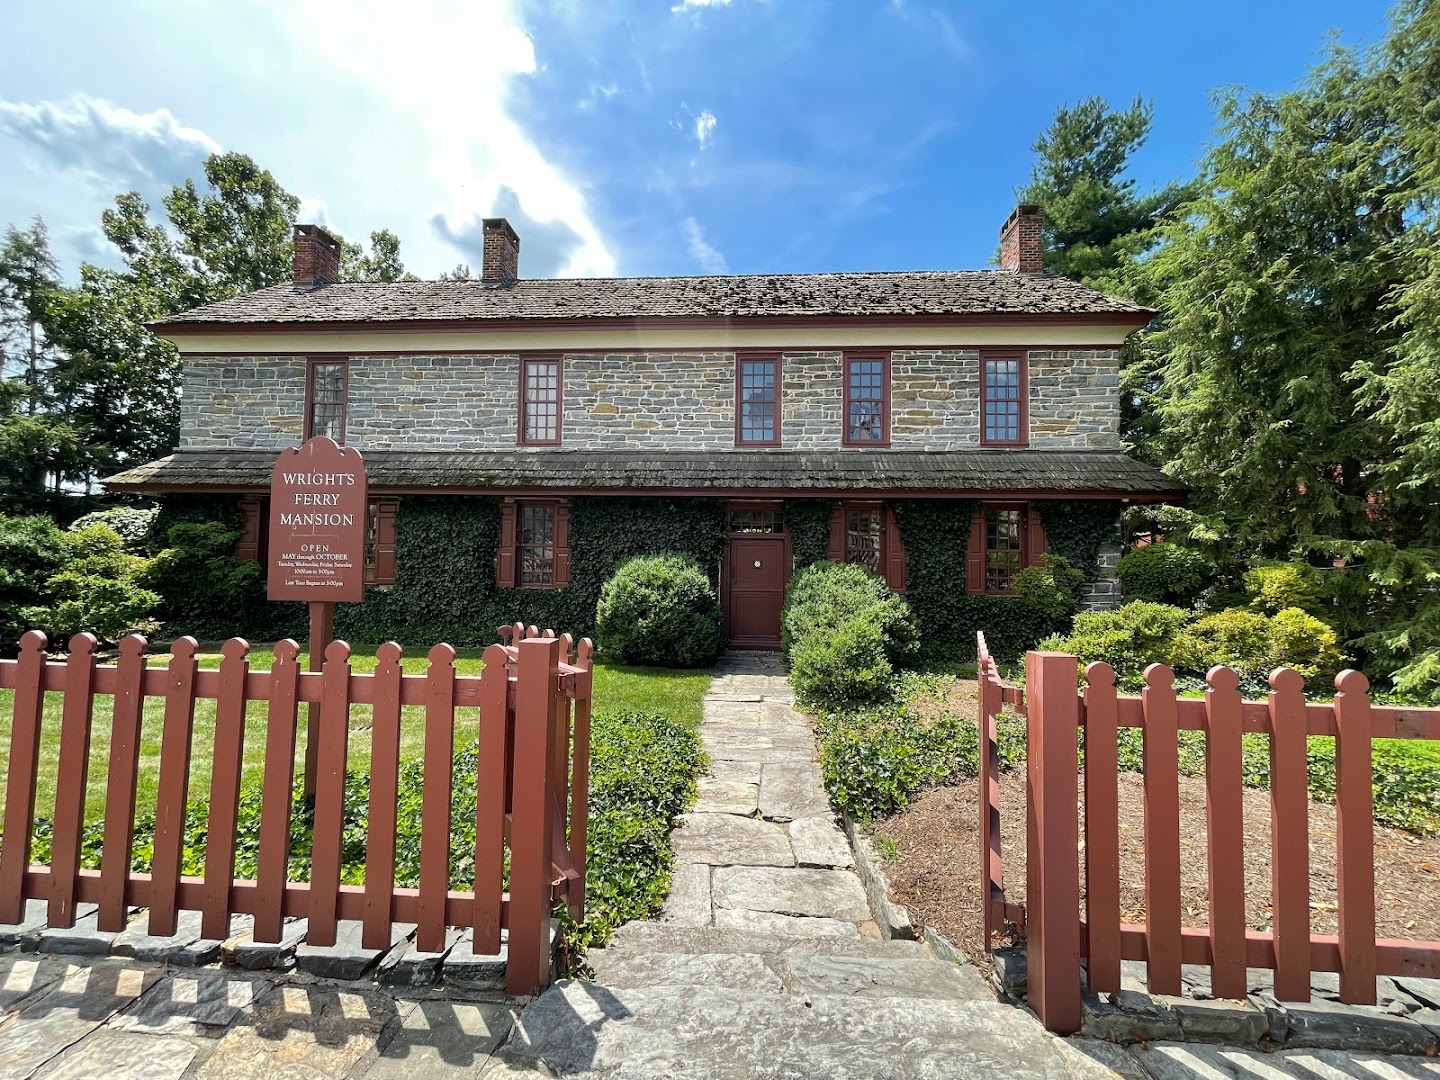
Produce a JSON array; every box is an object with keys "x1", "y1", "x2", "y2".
[{"x1": 0, "y1": 644, "x2": 711, "y2": 831}]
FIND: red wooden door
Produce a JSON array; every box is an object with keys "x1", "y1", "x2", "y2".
[{"x1": 727, "y1": 536, "x2": 787, "y2": 649}]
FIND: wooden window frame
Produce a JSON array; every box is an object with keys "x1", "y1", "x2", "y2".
[
  {"x1": 304, "y1": 355, "x2": 349, "y2": 443},
  {"x1": 518, "y1": 354, "x2": 564, "y2": 447},
  {"x1": 980, "y1": 349, "x2": 1029, "y2": 447},
  {"x1": 734, "y1": 352, "x2": 782, "y2": 447},
  {"x1": 842, "y1": 352, "x2": 891, "y2": 447},
  {"x1": 983, "y1": 503, "x2": 1028, "y2": 595},
  {"x1": 497, "y1": 498, "x2": 570, "y2": 590},
  {"x1": 365, "y1": 498, "x2": 399, "y2": 587}
]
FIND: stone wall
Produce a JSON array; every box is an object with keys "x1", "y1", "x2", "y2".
[
  {"x1": 1081, "y1": 540, "x2": 1123, "y2": 612},
  {"x1": 178, "y1": 348, "x2": 1122, "y2": 453}
]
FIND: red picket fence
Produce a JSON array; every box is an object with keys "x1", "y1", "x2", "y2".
[
  {"x1": 978, "y1": 633, "x2": 1440, "y2": 1034},
  {"x1": 0, "y1": 622, "x2": 592, "y2": 995}
]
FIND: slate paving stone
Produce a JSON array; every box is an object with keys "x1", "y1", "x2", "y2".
[
  {"x1": 193, "y1": 984, "x2": 404, "y2": 1079},
  {"x1": 671, "y1": 813, "x2": 795, "y2": 867},
  {"x1": 294, "y1": 920, "x2": 411, "y2": 981},
  {"x1": 0, "y1": 960, "x2": 163, "y2": 1078},
  {"x1": 354, "y1": 1000, "x2": 516, "y2": 1079},
  {"x1": 701, "y1": 700, "x2": 765, "y2": 724},
  {"x1": 32, "y1": 910, "x2": 122, "y2": 956},
  {"x1": 111, "y1": 908, "x2": 228, "y2": 965},
  {"x1": 31, "y1": 1028, "x2": 198, "y2": 1080},
  {"x1": 758, "y1": 762, "x2": 832, "y2": 822},
  {"x1": 109, "y1": 968, "x2": 271, "y2": 1036},
  {"x1": 1279, "y1": 1046, "x2": 1440, "y2": 1077},
  {"x1": 659, "y1": 862, "x2": 712, "y2": 928},
  {"x1": 0, "y1": 953, "x2": 72, "y2": 1012},
  {"x1": 711, "y1": 866, "x2": 871, "y2": 923},
  {"x1": 589, "y1": 950, "x2": 783, "y2": 992},
  {"x1": 0, "y1": 899, "x2": 57, "y2": 947},
  {"x1": 377, "y1": 926, "x2": 462, "y2": 987},
  {"x1": 19, "y1": 904, "x2": 101, "y2": 953},
  {"x1": 783, "y1": 954, "x2": 990, "y2": 1001},
  {"x1": 705, "y1": 760, "x2": 762, "y2": 785},
  {"x1": 691, "y1": 777, "x2": 760, "y2": 816},
  {"x1": 787, "y1": 815, "x2": 854, "y2": 868},
  {"x1": 443, "y1": 931, "x2": 509, "y2": 992},
  {"x1": 1131, "y1": 1042, "x2": 1298, "y2": 1079},
  {"x1": 712, "y1": 908, "x2": 859, "y2": 938},
  {"x1": 1269, "y1": 997, "x2": 1438, "y2": 1055},
  {"x1": 228, "y1": 917, "x2": 308, "y2": 970}
]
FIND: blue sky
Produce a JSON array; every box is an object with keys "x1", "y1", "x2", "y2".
[{"x1": 0, "y1": 0, "x2": 1392, "y2": 282}]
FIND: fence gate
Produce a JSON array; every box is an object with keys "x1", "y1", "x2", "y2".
[
  {"x1": 0, "y1": 623, "x2": 591, "y2": 996},
  {"x1": 977, "y1": 632, "x2": 1440, "y2": 1034}
]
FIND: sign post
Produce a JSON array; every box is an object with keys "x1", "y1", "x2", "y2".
[{"x1": 268, "y1": 437, "x2": 368, "y2": 798}]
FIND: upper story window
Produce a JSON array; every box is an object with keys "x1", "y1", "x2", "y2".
[
  {"x1": 985, "y1": 508, "x2": 1024, "y2": 593},
  {"x1": 981, "y1": 351, "x2": 1027, "y2": 446},
  {"x1": 306, "y1": 357, "x2": 348, "y2": 442},
  {"x1": 844, "y1": 354, "x2": 889, "y2": 446},
  {"x1": 520, "y1": 357, "x2": 562, "y2": 445},
  {"x1": 736, "y1": 356, "x2": 780, "y2": 446}
]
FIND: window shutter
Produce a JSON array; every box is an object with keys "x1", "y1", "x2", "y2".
[
  {"x1": 235, "y1": 496, "x2": 263, "y2": 562},
  {"x1": 374, "y1": 499, "x2": 399, "y2": 585},
  {"x1": 497, "y1": 501, "x2": 517, "y2": 588},
  {"x1": 1025, "y1": 507, "x2": 1049, "y2": 568},
  {"x1": 965, "y1": 509, "x2": 986, "y2": 594},
  {"x1": 553, "y1": 502, "x2": 571, "y2": 587},
  {"x1": 884, "y1": 506, "x2": 906, "y2": 593},
  {"x1": 827, "y1": 503, "x2": 845, "y2": 562}
]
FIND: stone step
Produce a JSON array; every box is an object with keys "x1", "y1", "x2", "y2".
[
  {"x1": 495, "y1": 981, "x2": 1126, "y2": 1080},
  {"x1": 590, "y1": 946, "x2": 992, "y2": 1003},
  {"x1": 604, "y1": 921, "x2": 933, "y2": 961}
]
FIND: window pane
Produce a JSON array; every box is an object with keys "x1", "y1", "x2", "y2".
[
  {"x1": 309, "y1": 362, "x2": 346, "y2": 440},
  {"x1": 729, "y1": 508, "x2": 784, "y2": 533},
  {"x1": 984, "y1": 358, "x2": 1022, "y2": 442},
  {"x1": 524, "y1": 361, "x2": 560, "y2": 442},
  {"x1": 985, "y1": 509, "x2": 1023, "y2": 593},
  {"x1": 846, "y1": 359, "x2": 885, "y2": 442},
  {"x1": 738, "y1": 359, "x2": 777, "y2": 443},
  {"x1": 518, "y1": 504, "x2": 556, "y2": 585},
  {"x1": 845, "y1": 507, "x2": 882, "y2": 572}
]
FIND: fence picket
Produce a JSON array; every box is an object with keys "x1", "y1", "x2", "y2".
[
  {"x1": 1083, "y1": 662, "x2": 1121, "y2": 994},
  {"x1": 1334, "y1": 669, "x2": 1378, "y2": 1005},
  {"x1": 98, "y1": 635, "x2": 148, "y2": 932},
  {"x1": 201, "y1": 638, "x2": 250, "y2": 940},
  {"x1": 307, "y1": 640, "x2": 353, "y2": 948},
  {"x1": 1141, "y1": 663, "x2": 1183, "y2": 996},
  {"x1": 254, "y1": 640, "x2": 301, "y2": 943},
  {"x1": 1268, "y1": 667, "x2": 1311, "y2": 1001},
  {"x1": 474, "y1": 644, "x2": 510, "y2": 953},
  {"x1": 418, "y1": 643, "x2": 457, "y2": 953},
  {"x1": 568, "y1": 638, "x2": 594, "y2": 922},
  {"x1": 362, "y1": 642, "x2": 403, "y2": 951},
  {"x1": 148, "y1": 637, "x2": 199, "y2": 936},
  {"x1": 509, "y1": 635, "x2": 560, "y2": 996},
  {"x1": 1204, "y1": 665, "x2": 1247, "y2": 999},
  {"x1": 50, "y1": 634, "x2": 99, "y2": 928},
  {"x1": 0, "y1": 632, "x2": 48, "y2": 924}
]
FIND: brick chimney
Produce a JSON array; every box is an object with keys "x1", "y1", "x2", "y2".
[
  {"x1": 292, "y1": 224, "x2": 342, "y2": 286},
  {"x1": 998, "y1": 204, "x2": 1045, "y2": 273},
  {"x1": 481, "y1": 218, "x2": 520, "y2": 284}
]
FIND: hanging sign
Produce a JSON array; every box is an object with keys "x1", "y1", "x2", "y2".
[{"x1": 267, "y1": 436, "x2": 368, "y2": 603}]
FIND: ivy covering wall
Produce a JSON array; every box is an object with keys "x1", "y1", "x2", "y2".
[{"x1": 149, "y1": 492, "x2": 1120, "y2": 658}]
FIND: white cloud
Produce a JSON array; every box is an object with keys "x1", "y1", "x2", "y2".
[
  {"x1": 0, "y1": 94, "x2": 222, "y2": 196},
  {"x1": 260, "y1": 0, "x2": 614, "y2": 277},
  {"x1": 577, "y1": 83, "x2": 619, "y2": 111},
  {"x1": 694, "y1": 109, "x2": 717, "y2": 150},
  {"x1": 683, "y1": 217, "x2": 727, "y2": 273},
  {"x1": 672, "y1": 0, "x2": 733, "y2": 9}
]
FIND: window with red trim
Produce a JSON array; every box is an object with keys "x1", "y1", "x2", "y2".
[
  {"x1": 843, "y1": 355, "x2": 889, "y2": 445},
  {"x1": 306, "y1": 358, "x2": 348, "y2": 442},
  {"x1": 981, "y1": 352, "x2": 1027, "y2": 446},
  {"x1": 984, "y1": 508, "x2": 1024, "y2": 593},
  {"x1": 497, "y1": 500, "x2": 570, "y2": 589},
  {"x1": 365, "y1": 499, "x2": 399, "y2": 586},
  {"x1": 844, "y1": 505, "x2": 883, "y2": 572},
  {"x1": 736, "y1": 356, "x2": 779, "y2": 445},
  {"x1": 520, "y1": 357, "x2": 562, "y2": 445}
]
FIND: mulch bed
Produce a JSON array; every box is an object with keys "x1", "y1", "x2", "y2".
[{"x1": 879, "y1": 763, "x2": 1440, "y2": 980}]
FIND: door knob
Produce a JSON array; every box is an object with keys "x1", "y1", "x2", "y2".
[{"x1": 753, "y1": 560, "x2": 762, "y2": 568}]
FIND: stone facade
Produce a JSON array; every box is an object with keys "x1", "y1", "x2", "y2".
[
  {"x1": 177, "y1": 348, "x2": 1121, "y2": 453},
  {"x1": 1080, "y1": 540, "x2": 1124, "y2": 612}
]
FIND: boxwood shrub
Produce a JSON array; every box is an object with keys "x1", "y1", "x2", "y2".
[
  {"x1": 1115, "y1": 542, "x2": 1211, "y2": 608},
  {"x1": 781, "y1": 561, "x2": 918, "y2": 708},
  {"x1": 595, "y1": 555, "x2": 722, "y2": 667}
]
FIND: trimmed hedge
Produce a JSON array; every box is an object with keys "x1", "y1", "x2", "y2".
[
  {"x1": 782, "y1": 561, "x2": 917, "y2": 708},
  {"x1": 595, "y1": 555, "x2": 722, "y2": 667},
  {"x1": 1116, "y1": 542, "x2": 1211, "y2": 608}
]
